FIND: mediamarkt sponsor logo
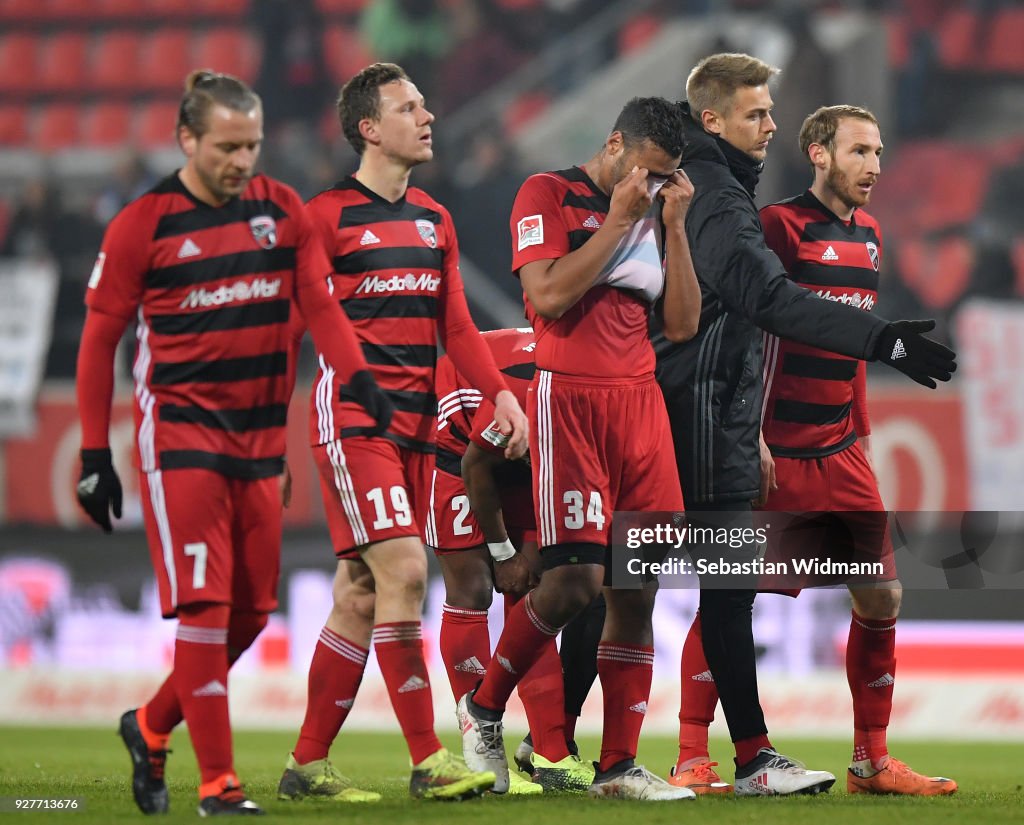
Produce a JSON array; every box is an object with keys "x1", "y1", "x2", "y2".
[
  {"x1": 816, "y1": 288, "x2": 875, "y2": 311},
  {"x1": 180, "y1": 277, "x2": 282, "y2": 309},
  {"x1": 356, "y1": 273, "x2": 441, "y2": 294}
]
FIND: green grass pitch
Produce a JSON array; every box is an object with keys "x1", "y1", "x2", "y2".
[{"x1": 1, "y1": 727, "x2": 1021, "y2": 823}]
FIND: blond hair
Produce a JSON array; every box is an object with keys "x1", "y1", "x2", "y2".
[
  {"x1": 798, "y1": 104, "x2": 879, "y2": 164},
  {"x1": 685, "y1": 53, "x2": 779, "y2": 121}
]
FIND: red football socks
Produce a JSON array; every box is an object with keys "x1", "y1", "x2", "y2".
[
  {"x1": 596, "y1": 642, "x2": 654, "y2": 772},
  {"x1": 439, "y1": 603, "x2": 490, "y2": 701},
  {"x1": 373, "y1": 622, "x2": 442, "y2": 764},
  {"x1": 677, "y1": 611, "x2": 719, "y2": 766},
  {"x1": 173, "y1": 604, "x2": 232, "y2": 785},
  {"x1": 473, "y1": 592, "x2": 560, "y2": 713},
  {"x1": 848, "y1": 610, "x2": 896, "y2": 767},
  {"x1": 293, "y1": 626, "x2": 369, "y2": 765}
]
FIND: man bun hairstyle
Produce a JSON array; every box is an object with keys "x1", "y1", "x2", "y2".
[
  {"x1": 337, "y1": 63, "x2": 410, "y2": 155},
  {"x1": 798, "y1": 104, "x2": 879, "y2": 164},
  {"x1": 177, "y1": 69, "x2": 261, "y2": 138},
  {"x1": 612, "y1": 96, "x2": 687, "y2": 161},
  {"x1": 685, "y1": 53, "x2": 779, "y2": 122}
]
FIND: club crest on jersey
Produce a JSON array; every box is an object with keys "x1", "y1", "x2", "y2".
[
  {"x1": 517, "y1": 214, "x2": 543, "y2": 251},
  {"x1": 415, "y1": 219, "x2": 437, "y2": 248},
  {"x1": 866, "y1": 241, "x2": 879, "y2": 271},
  {"x1": 249, "y1": 216, "x2": 278, "y2": 250}
]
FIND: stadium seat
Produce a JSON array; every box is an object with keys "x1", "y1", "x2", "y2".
[
  {"x1": 47, "y1": 0, "x2": 96, "y2": 19},
  {"x1": 0, "y1": 0, "x2": 44, "y2": 22},
  {"x1": 94, "y1": 0, "x2": 147, "y2": 18},
  {"x1": 0, "y1": 34, "x2": 39, "y2": 95},
  {"x1": 936, "y1": 8, "x2": 981, "y2": 70},
  {"x1": 899, "y1": 236, "x2": 973, "y2": 310},
  {"x1": 136, "y1": 100, "x2": 180, "y2": 149},
  {"x1": 203, "y1": 0, "x2": 248, "y2": 16},
  {"x1": 192, "y1": 28, "x2": 259, "y2": 81},
  {"x1": 145, "y1": 0, "x2": 196, "y2": 18},
  {"x1": 138, "y1": 29, "x2": 192, "y2": 93},
  {"x1": 618, "y1": 13, "x2": 662, "y2": 55},
  {"x1": 885, "y1": 14, "x2": 909, "y2": 70},
  {"x1": 984, "y1": 8, "x2": 1024, "y2": 73},
  {"x1": 0, "y1": 104, "x2": 30, "y2": 146},
  {"x1": 502, "y1": 91, "x2": 550, "y2": 136},
  {"x1": 322, "y1": 24, "x2": 375, "y2": 85},
  {"x1": 81, "y1": 102, "x2": 134, "y2": 148},
  {"x1": 34, "y1": 103, "x2": 81, "y2": 153},
  {"x1": 37, "y1": 32, "x2": 89, "y2": 94},
  {"x1": 90, "y1": 31, "x2": 143, "y2": 92}
]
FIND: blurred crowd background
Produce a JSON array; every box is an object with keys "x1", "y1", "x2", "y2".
[{"x1": 0, "y1": 0, "x2": 1022, "y2": 379}]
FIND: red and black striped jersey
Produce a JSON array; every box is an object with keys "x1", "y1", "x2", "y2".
[
  {"x1": 759, "y1": 190, "x2": 882, "y2": 457},
  {"x1": 434, "y1": 328, "x2": 535, "y2": 477},
  {"x1": 305, "y1": 177, "x2": 470, "y2": 453},
  {"x1": 510, "y1": 167, "x2": 658, "y2": 378},
  {"x1": 85, "y1": 172, "x2": 316, "y2": 479}
]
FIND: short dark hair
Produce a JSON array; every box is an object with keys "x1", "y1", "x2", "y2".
[
  {"x1": 337, "y1": 63, "x2": 410, "y2": 155},
  {"x1": 177, "y1": 69, "x2": 260, "y2": 138},
  {"x1": 611, "y1": 97, "x2": 686, "y2": 160}
]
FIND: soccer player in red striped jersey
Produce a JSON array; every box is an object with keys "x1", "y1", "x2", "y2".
[
  {"x1": 276, "y1": 63, "x2": 525, "y2": 802},
  {"x1": 428, "y1": 327, "x2": 596, "y2": 793},
  {"x1": 673, "y1": 105, "x2": 956, "y2": 797},
  {"x1": 74, "y1": 71, "x2": 392, "y2": 816},
  {"x1": 458, "y1": 97, "x2": 703, "y2": 801}
]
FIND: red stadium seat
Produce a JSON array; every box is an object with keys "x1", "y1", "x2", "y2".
[
  {"x1": 34, "y1": 103, "x2": 81, "y2": 153},
  {"x1": 138, "y1": 29, "x2": 192, "y2": 93},
  {"x1": 37, "y1": 32, "x2": 89, "y2": 94},
  {"x1": 46, "y1": 0, "x2": 95, "y2": 19},
  {"x1": 137, "y1": 100, "x2": 180, "y2": 149},
  {"x1": 984, "y1": 8, "x2": 1024, "y2": 73},
  {"x1": 91, "y1": 31, "x2": 143, "y2": 92},
  {"x1": 502, "y1": 91, "x2": 550, "y2": 136},
  {"x1": 885, "y1": 14, "x2": 909, "y2": 70},
  {"x1": 618, "y1": 14, "x2": 661, "y2": 55},
  {"x1": 81, "y1": 102, "x2": 134, "y2": 148},
  {"x1": 94, "y1": 0, "x2": 148, "y2": 17},
  {"x1": 0, "y1": 34, "x2": 39, "y2": 95},
  {"x1": 0, "y1": 104, "x2": 30, "y2": 146},
  {"x1": 203, "y1": 0, "x2": 248, "y2": 17},
  {"x1": 192, "y1": 28, "x2": 259, "y2": 81},
  {"x1": 899, "y1": 236, "x2": 973, "y2": 311},
  {"x1": 322, "y1": 24, "x2": 375, "y2": 85},
  {"x1": 0, "y1": 0, "x2": 44, "y2": 22},
  {"x1": 936, "y1": 8, "x2": 982, "y2": 69},
  {"x1": 146, "y1": 0, "x2": 196, "y2": 18}
]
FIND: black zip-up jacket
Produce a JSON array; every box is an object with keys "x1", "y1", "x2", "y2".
[{"x1": 653, "y1": 103, "x2": 887, "y2": 505}]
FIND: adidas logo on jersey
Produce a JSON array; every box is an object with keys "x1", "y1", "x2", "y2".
[
  {"x1": 335, "y1": 698, "x2": 355, "y2": 709},
  {"x1": 867, "y1": 672, "x2": 895, "y2": 688},
  {"x1": 179, "y1": 277, "x2": 282, "y2": 309},
  {"x1": 455, "y1": 656, "x2": 487, "y2": 675},
  {"x1": 359, "y1": 229, "x2": 381, "y2": 246},
  {"x1": 397, "y1": 675, "x2": 429, "y2": 694},
  {"x1": 821, "y1": 245, "x2": 839, "y2": 261},
  {"x1": 192, "y1": 679, "x2": 227, "y2": 697},
  {"x1": 890, "y1": 339, "x2": 907, "y2": 360},
  {"x1": 356, "y1": 272, "x2": 441, "y2": 294},
  {"x1": 497, "y1": 655, "x2": 517, "y2": 675},
  {"x1": 692, "y1": 669, "x2": 715, "y2": 683},
  {"x1": 177, "y1": 238, "x2": 202, "y2": 259},
  {"x1": 628, "y1": 701, "x2": 648, "y2": 714},
  {"x1": 583, "y1": 215, "x2": 601, "y2": 229}
]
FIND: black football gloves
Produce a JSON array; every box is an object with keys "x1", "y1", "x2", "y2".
[
  {"x1": 874, "y1": 319, "x2": 957, "y2": 389},
  {"x1": 348, "y1": 369, "x2": 395, "y2": 437},
  {"x1": 77, "y1": 448, "x2": 123, "y2": 533}
]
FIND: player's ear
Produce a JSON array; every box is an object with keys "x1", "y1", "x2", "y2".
[
  {"x1": 359, "y1": 117, "x2": 380, "y2": 148},
  {"x1": 178, "y1": 124, "x2": 197, "y2": 157},
  {"x1": 808, "y1": 142, "x2": 829, "y2": 171},
  {"x1": 606, "y1": 130, "x2": 624, "y2": 156}
]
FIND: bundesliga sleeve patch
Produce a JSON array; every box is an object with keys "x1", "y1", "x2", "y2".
[
  {"x1": 87, "y1": 252, "x2": 106, "y2": 289},
  {"x1": 481, "y1": 421, "x2": 510, "y2": 448},
  {"x1": 517, "y1": 215, "x2": 543, "y2": 251}
]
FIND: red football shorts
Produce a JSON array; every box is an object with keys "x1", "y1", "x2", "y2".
[
  {"x1": 140, "y1": 468, "x2": 282, "y2": 619},
  {"x1": 531, "y1": 370, "x2": 683, "y2": 549},
  {"x1": 425, "y1": 465, "x2": 535, "y2": 554},
  {"x1": 314, "y1": 436, "x2": 433, "y2": 559},
  {"x1": 759, "y1": 441, "x2": 896, "y2": 593}
]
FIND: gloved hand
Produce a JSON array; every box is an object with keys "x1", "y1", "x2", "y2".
[
  {"x1": 874, "y1": 319, "x2": 957, "y2": 389},
  {"x1": 76, "y1": 448, "x2": 123, "y2": 533},
  {"x1": 348, "y1": 369, "x2": 395, "y2": 436}
]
